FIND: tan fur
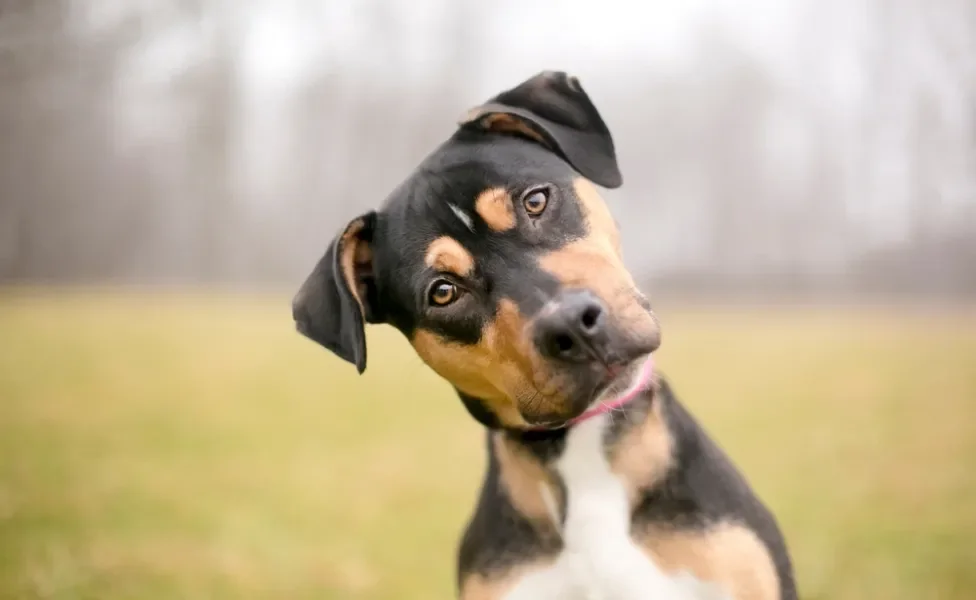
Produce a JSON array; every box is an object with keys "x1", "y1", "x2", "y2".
[
  {"x1": 412, "y1": 178, "x2": 657, "y2": 426},
  {"x1": 640, "y1": 522, "x2": 781, "y2": 600},
  {"x1": 573, "y1": 178, "x2": 623, "y2": 256},
  {"x1": 475, "y1": 188, "x2": 517, "y2": 232},
  {"x1": 410, "y1": 299, "x2": 567, "y2": 427},
  {"x1": 478, "y1": 113, "x2": 549, "y2": 146},
  {"x1": 609, "y1": 380, "x2": 675, "y2": 505},
  {"x1": 537, "y1": 178, "x2": 655, "y2": 334},
  {"x1": 458, "y1": 573, "x2": 511, "y2": 600},
  {"x1": 338, "y1": 217, "x2": 371, "y2": 314},
  {"x1": 458, "y1": 107, "x2": 484, "y2": 126},
  {"x1": 425, "y1": 236, "x2": 475, "y2": 277},
  {"x1": 459, "y1": 560, "x2": 557, "y2": 600},
  {"x1": 459, "y1": 107, "x2": 550, "y2": 148},
  {"x1": 493, "y1": 432, "x2": 562, "y2": 531}
]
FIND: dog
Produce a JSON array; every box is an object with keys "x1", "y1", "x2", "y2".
[{"x1": 292, "y1": 71, "x2": 797, "y2": 600}]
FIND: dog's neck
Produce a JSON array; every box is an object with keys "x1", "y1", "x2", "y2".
[
  {"x1": 506, "y1": 383, "x2": 660, "y2": 465},
  {"x1": 457, "y1": 378, "x2": 664, "y2": 466},
  {"x1": 459, "y1": 352, "x2": 656, "y2": 430}
]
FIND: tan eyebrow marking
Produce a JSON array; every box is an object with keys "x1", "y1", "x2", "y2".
[
  {"x1": 475, "y1": 187, "x2": 517, "y2": 232},
  {"x1": 424, "y1": 236, "x2": 475, "y2": 277}
]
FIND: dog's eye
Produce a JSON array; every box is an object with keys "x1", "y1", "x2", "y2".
[
  {"x1": 428, "y1": 280, "x2": 459, "y2": 306},
  {"x1": 522, "y1": 188, "x2": 549, "y2": 216}
]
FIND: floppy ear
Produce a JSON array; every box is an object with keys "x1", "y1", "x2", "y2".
[
  {"x1": 292, "y1": 211, "x2": 379, "y2": 374},
  {"x1": 458, "y1": 70, "x2": 622, "y2": 188}
]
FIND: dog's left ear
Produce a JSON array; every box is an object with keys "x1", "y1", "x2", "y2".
[
  {"x1": 292, "y1": 211, "x2": 380, "y2": 374},
  {"x1": 458, "y1": 71, "x2": 622, "y2": 189}
]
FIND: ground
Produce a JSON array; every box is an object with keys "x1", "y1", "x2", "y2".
[{"x1": 1, "y1": 289, "x2": 975, "y2": 600}]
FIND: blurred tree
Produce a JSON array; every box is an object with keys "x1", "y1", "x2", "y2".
[{"x1": 0, "y1": 0, "x2": 973, "y2": 298}]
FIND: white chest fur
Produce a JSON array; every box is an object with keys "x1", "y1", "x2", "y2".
[{"x1": 502, "y1": 414, "x2": 729, "y2": 600}]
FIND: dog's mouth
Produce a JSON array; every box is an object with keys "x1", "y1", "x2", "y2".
[{"x1": 524, "y1": 353, "x2": 655, "y2": 430}]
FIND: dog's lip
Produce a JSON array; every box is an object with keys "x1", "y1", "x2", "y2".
[
  {"x1": 589, "y1": 353, "x2": 654, "y2": 406},
  {"x1": 592, "y1": 355, "x2": 643, "y2": 396},
  {"x1": 524, "y1": 353, "x2": 655, "y2": 430},
  {"x1": 603, "y1": 362, "x2": 627, "y2": 383}
]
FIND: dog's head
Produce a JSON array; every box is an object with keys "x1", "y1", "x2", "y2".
[{"x1": 292, "y1": 71, "x2": 660, "y2": 429}]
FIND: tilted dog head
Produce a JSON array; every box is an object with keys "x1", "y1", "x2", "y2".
[{"x1": 292, "y1": 71, "x2": 660, "y2": 430}]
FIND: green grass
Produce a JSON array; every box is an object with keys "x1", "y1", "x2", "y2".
[{"x1": 1, "y1": 289, "x2": 975, "y2": 600}]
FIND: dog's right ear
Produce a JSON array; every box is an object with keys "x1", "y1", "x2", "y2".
[
  {"x1": 292, "y1": 211, "x2": 379, "y2": 374},
  {"x1": 458, "y1": 71, "x2": 622, "y2": 189}
]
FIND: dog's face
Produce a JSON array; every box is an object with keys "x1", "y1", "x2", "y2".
[{"x1": 292, "y1": 71, "x2": 660, "y2": 429}]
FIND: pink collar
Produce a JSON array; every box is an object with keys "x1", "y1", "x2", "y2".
[{"x1": 530, "y1": 354, "x2": 655, "y2": 431}]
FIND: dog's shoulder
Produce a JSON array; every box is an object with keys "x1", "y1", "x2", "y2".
[
  {"x1": 456, "y1": 430, "x2": 562, "y2": 592},
  {"x1": 633, "y1": 377, "x2": 798, "y2": 600}
]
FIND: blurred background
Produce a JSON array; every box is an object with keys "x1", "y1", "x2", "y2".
[{"x1": 1, "y1": 0, "x2": 974, "y2": 599}]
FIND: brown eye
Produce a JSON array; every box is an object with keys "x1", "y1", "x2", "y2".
[
  {"x1": 428, "y1": 280, "x2": 459, "y2": 306},
  {"x1": 522, "y1": 189, "x2": 549, "y2": 216}
]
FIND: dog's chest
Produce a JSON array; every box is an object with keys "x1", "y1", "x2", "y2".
[{"x1": 503, "y1": 415, "x2": 726, "y2": 600}]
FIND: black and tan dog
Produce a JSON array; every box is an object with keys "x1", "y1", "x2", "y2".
[{"x1": 292, "y1": 71, "x2": 797, "y2": 600}]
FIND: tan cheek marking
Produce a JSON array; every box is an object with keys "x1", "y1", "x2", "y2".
[
  {"x1": 640, "y1": 522, "x2": 781, "y2": 600},
  {"x1": 537, "y1": 178, "x2": 629, "y2": 294},
  {"x1": 475, "y1": 188, "x2": 516, "y2": 232},
  {"x1": 609, "y1": 382, "x2": 674, "y2": 505},
  {"x1": 460, "y1": 560, "x2": 558, "y2": 600},
  {"x1": 494, "y1": 432, "x2": 563, "y2": 532},
  {"x1": 338, "y1": 217, "x2": 369, "y2": 313},
  {"x1": 410, "y1": 299, "x2": 561, "y2": 427},
  {"x1": 537, "y1": 241, "x2": 653, "y2": 334},
  {"x1": 424, "y1": 236, "x2": 474, "y2": 277},
  {"x1": 573, "y1": 177, "x2": 622, "y2": 257},
  {"x1": 492, "y1": 300, "x2": 569, "y2": 417},
  {"x1": 539, "y1": 178, "x2": 657, "y2": 334},
  {"x1": 410, "y1": 327, "x2": 524, "y2": 426}
]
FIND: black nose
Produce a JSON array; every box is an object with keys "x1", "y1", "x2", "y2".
[{"x1": 534, "y1": 289, "x2": 609, "y2": 363}]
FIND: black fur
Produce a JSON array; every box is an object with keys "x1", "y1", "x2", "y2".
[
  {"x1": 291, "y1": 211, "x2": 377, "y2": 373},
  {"x1": 461, "y1": 71, "x2": 623, "y2": 188},
  {"x1": 456, "y1": 377, "x2": 798, "y2": 600},
  {"x1": 292, "y1": 70, "x2": 797, "y2": 600}
]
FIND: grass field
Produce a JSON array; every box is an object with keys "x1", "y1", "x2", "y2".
[{"x1": 1, "y1": 289, "x2": 975, "y2": 600}]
